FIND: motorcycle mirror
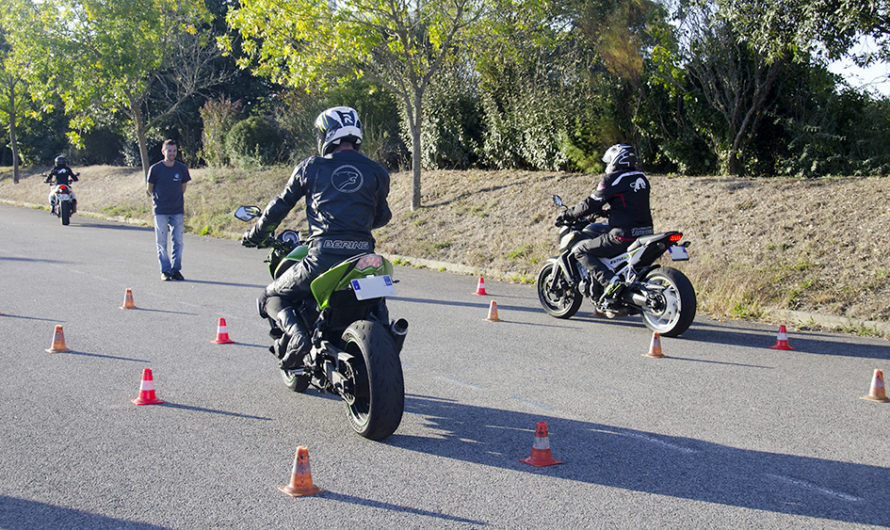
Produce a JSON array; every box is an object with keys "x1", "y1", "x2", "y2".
[
  {"x1": 552, "y1": 195, "x2": 563, "y2": 207},
  {"x1": 234, "y1": 205, "x2": 261, "y2": 222}
]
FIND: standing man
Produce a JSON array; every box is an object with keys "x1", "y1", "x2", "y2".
[{"x1": 147, "y1": 139, "x2": 190, "y2": 281}]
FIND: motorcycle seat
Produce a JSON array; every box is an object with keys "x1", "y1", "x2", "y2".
[{"x1": 627, "y1": 233, "x2": 669, "y2": 251}]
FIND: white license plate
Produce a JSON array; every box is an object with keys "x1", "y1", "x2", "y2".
[
  {"x1": 668, "y1": 245, "x2": 689, "y2": 261},
  {"x1": 351, "y1": 275, "x2": 396, "y2": 300}
]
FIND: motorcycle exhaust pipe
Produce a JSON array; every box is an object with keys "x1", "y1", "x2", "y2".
[{"x1": 390, "y1": 318, "x2": 409, "y2": 354}]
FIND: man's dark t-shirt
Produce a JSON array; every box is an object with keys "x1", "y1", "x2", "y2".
[{"x1": 147, "y1": 160, "x2": 191, "y2": 215}]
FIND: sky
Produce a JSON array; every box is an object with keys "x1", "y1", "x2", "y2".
[{"x1": 827, "y1": 36, "x2": 890, "y2": 98}]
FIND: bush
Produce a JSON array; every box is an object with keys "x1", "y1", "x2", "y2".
[
  {"x1": 225, "y1": 116, "x2": 283, "y2": 168},
  {"x1": 200, "y1": 97, "x2": 242, "y2": 167}
]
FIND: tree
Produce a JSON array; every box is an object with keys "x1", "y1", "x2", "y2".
[
  {"x1": 224, "y1": 0, "x2": 490, "y2": 209},
  {"x1": 20, "y1": 0, "x2": 231, "y2": 176},
  {"x1": 0, "y1": 3, "x2": 44, "y2": 183},
  {"x1": 0, "y1": 28, "x2": 28, "y2": 183}
]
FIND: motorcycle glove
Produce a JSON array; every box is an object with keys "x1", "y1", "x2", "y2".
[{"x1": 241, "y1": 226, "x2": 272, "y2": 248}]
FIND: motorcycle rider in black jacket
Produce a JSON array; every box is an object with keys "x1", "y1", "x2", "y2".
[
  {"x1": 556, "y1": 144, "x2": 653, "y2": 305},
  {"x1": 242, "y1": 107, "x2": 392, "y2": 369},
  {"x1": 44, "y1": 155, "x2": 79, "y2": 213}
]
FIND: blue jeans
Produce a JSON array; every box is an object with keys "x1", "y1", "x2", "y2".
[{"x1": 154, "y1": 213, "x2": 184, "y2": 274}]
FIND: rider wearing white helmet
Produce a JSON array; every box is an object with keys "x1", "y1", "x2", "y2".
[
  {"x1": 242, "y1": 106, "x2": 392, "y2": 369},
  {"x1": 556, "y1": 144, "x2": 654, "y2": 305}
]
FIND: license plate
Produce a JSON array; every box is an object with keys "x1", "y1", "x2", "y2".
[
  {"x1": 351, "y1": 275, "x2": 396, "y2": 300},
  {"x1": 668, "y1": 245, "x2": 689, "y2": 261}
]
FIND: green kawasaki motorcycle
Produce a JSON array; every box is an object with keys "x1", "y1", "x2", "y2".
[{"x1": 235, "y1": 206, "x2": 407, "y2": 440}]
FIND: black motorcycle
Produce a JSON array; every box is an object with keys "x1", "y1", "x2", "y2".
[{"x1": 536, "y1": 195, "x2": 697, "y2": 337}]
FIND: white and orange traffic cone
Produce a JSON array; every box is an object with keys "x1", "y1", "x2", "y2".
[
  {"x1": 279, "y1": 446, "x2": 323, "y2": 497},
  {"x1": 769, "y1": 325, "x2": 795, "y2": 350},
  {"x1": 45, "y1": 325, "x2": 71, "y2": 353},
  {"x1": 120, "y1": 288, "x2": 137, "y2": 309},
  {"x1": 860, "y1": 369, "x2": 890, "y2": 403},
  {"x1": 131, "y1": 368, "x2": 164, "y2": 405},
  {"x1": 211, "y1": 317, "x2": 235, "y2": 344},
  {"x1": 520, "y1": 422, "x2": 563, "y2": 467},
  {"x1": 484, "y1": 300, "x2": 502, "y2": 322},
  {"x1": 473, "y1": 277, "x2": 488, "y2": 295},
  {"x1": 643, "y1": 331, "x2": 667, "y2": 358}
]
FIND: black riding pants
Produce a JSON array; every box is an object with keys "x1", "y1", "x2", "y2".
[{"x1": 572, "y1": 234, "x2": 632, "y2": 286}]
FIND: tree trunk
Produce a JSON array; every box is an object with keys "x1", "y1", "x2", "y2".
[
  {"x1": 129, "y1": 96, "x2": 151, "y2": 178},
  {"x1": 410, "y1": 91, "x2": 424, "y2": 211},
  {"x1": 9, "y1": 108, "x2": 20, "y2": 184}
]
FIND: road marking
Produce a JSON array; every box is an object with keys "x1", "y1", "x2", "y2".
[
  {"x1": 511, "y1": 396, "x2": 555, "y2": 411},
  {"x1": 593, "y1": 428, "x2": 699, "y2": 454},
  {"x1": 764, "y1": 473, "x2": 864, "y2": 502},
  {"x1": 442, "y1": 376, "x2": 485, "y2": 390},
  {"x1": 583, "y1": 380, "x2": 627, "y2": 392}
]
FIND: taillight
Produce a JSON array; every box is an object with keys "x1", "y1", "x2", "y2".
[
  {"x1": 669, "y1": 233, "x2": 683, "y2": 242},
  {"x1": 356, "y1": 254, "x2": 384, "y2": 270},
  {"x1": 58, "y1": 185, "x2": 68, "y2": 192}
]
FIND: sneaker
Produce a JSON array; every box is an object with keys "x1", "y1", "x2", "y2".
[
  {"x1": 161, "y1": 272, "x2": 173, "y2": 281},
  {"x1": 171, "y1": 270, "x2": 185, "y2": 281}
]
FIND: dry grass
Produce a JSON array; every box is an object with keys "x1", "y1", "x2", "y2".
[{"x1": 2, "y1": 165, "x2": 888, "y2": 332}]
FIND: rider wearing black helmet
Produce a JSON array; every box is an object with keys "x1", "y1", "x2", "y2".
[
  {"x1": 242, "y1": 106, "x2": 392, "y2": 370},
  {"x1": 556, "y1": 144, "x2": 653, "y2": 305},
  {"x1": 44, "y1": 156, "x2": 79, "y2": 212}
]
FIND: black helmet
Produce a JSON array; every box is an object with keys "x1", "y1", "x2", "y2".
[
  {"x1": 314, "y1": 106, "x2": 362, "y2": 156},
  {"x1": 54, "y1": 156, "x2": 67, "y2": 167},
  {"x1": 602, "y1": 144, "x2": 637, "y2": 173}
]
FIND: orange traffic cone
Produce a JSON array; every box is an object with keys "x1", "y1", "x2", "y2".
[
  {"x1": 769, "y1": 325, "x2": 795, "y2": 350},
  {"x1": 279, "y1": 446, "x2": 323, "y2": 497},
  {"x1": 484, "y1": 300, "x2": 502, "y2": 322},
  {"x1": 45, "y1": 325, "x2": 71, "y2": 353},
  {"x1": 473, "y1": 276, "x2": 488, "y2": 295},
  {"x1": 860, "y1": 369, "x2": 890, "y2": 403},
  {"x1": 131, "y1": 368, "x2": 164, "y2": 405},
  {"x1": 120, "y1": 288, "x2": 137, "y2": 309},
  {"x1": 211, "y1": 317, "x2": 235, "y2": 344},
  {"x1": 520, "y1": 422, "x2": 563, "y2": 467},
  {"x1": 643, "y1": 331, "x2": 667, "y2": 358}
]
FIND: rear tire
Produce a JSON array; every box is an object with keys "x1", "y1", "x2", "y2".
[
  {"x1": 341, "y1": 320, "x2": 404, "y2": 440},
  {"x1": 640, "y1": 267, "x2": 696, "y2": 337},
  {"x1": 60, "y1": 201, "x2": 71, "y2": 225},
  {"x1": 537, "y1": 261, "x2": 582, "y2": 319}
]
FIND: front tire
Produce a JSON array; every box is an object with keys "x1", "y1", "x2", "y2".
[
  {"x1": 60, "y1": 201, "x2": 71, "y2": 225},
  {"x1": 537, "y1": 261, "x2": 582, "y2": 319},
  {"x1": 640, "y1": 267, "x2": 696, "y2": 337},
  {"x1": 341, "y1": 320, "x2": 404, "y2": 440}
]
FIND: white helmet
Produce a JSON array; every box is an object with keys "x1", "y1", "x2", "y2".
[
  {"x1": 602, "y1": 144, "x2": 637, "y2": 173},
  {"x1": 314, "y1": 106, "x2": 363, "y2": 156}
]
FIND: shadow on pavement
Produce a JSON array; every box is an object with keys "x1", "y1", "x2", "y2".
[
  {"x1": 391, "y1": 394, "x2": 890, "y2": 527},
  {"x1": 0, "y1": 496, "x2": 170, "y2": 530}
]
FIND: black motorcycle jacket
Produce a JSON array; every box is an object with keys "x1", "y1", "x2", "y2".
[
  {"x1": 253, "y1": 149, "x2": 392, "y2": 253},
  {"x1": 45, "y1": 165, "x2": 78, "y2": 186},
  {"x1": 566, "y1": 170, "x2": 653, "y2": 238}
]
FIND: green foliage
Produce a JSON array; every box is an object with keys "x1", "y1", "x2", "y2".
[
  {"x1": 225, "y1": 116, "x2": 283, "y2": 168},
  {"x1": 199, "y1": 97, "x2": 242, "y2": 167},
  {"x1": 420, "y1": 65, "x2": 483, "y2": 170}
]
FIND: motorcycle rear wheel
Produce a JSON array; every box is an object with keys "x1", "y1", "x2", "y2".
[
  {"x1": 341, "y1": 320, "x2": 404, "y2": 440},
  {"x1": 640, "y1": 267, "x2": 696, "y2": 337},
  {"x1": 537, "y1": 262, "x2": 582, "y2": 319},
  {"x1": 60, "y1": 201, "x2": 71, "y2": 225}
]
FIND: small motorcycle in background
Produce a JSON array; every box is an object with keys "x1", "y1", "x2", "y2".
[{"x1": 46, "y1": 175, "x2": 79, "y2": 226}]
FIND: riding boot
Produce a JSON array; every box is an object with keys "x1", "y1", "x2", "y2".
[{"x1": 275, "y1": 307, "x2": 311, "y2": 370}]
